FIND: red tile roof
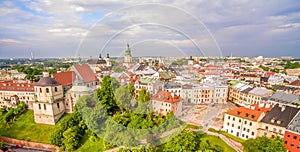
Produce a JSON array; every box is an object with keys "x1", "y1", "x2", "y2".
[
  {"x1": 73, "y1": 64, "x2": 98, "y2": 82},
  {"x1": 226, "y1": 104, "x2": 272, "y2": 121},
  {"x1": 0, "y1": 80, "x2": 34, "y2": 92},
  {"x1": 290, "y1": 80, "x2": 300, "y2": 86},
  {"x1": 151, "y1": 91, "x2": 182, "y2": 103},
  {"x1": 53, "y1": 71, "x2": 75, "y2": 86}
]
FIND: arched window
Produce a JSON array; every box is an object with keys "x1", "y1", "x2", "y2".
[
  {"x1": 54, "y1": 87, "x2": 58, "y2": 92},
  {"x1": 46, "y1": 88, "x2": 49, "y2": 93},
  {"x1": 40, "y1": 88, "x2": 42, "y2": 93}
]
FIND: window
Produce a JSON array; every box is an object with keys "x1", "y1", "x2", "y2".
[
  {"x1": 264, "y1": 132, "x2": 267, "y2": 137},
  {"x1": 245, "y1": 121, "x2": 247, "y2": 125},
  {"x1": 285, "y1": 141, "x2": 287, "y2": 144},
  {"x1": 44, "y1": 104, "x2": 46, "y2": 110},
  {"x1": 227, "y1": 122, "x2": 229, "y2": 126},
  {"x1": 251, "y1": 132, "x2": 254, "y2": 136},
  {"x1": 297, "y1": 146, "x2": 300, "y2": 149},
  {"x1": 239, "y1": 119, "x2": 241, "y2": 123},
  {"x1": 231, "y1": 130, "x2": 233, "y2": 133},
  {"x1": 38, "y1": 104, "x2": 41, "y2": 109},
  {"x1": 55, "y1": 87, "x2": 58, "y2": 92},
  {"x1": 233, "y1": 117, "x2": 235, "y2": 121},
  {"x1": 57, "y1": 103, "x2": 60, "y2": 109},
  {"x1": 273, "y1": 128, "x2": 277, "y2": 132},
  {"x1": 291, "y1": 143, "x2": 294, "y2": 147},
  {"x1": 249, "y1": 122, "x2": 252, "y2": 126},
  {"x1": 238, "y1": 126, "x2": 241, "y2": 129},
  {"x1": 265, "y1": 126, "x2": 268, "y2": 130},
  {"x1": 246, "y1": 135, "x2": 248, "y2": 139},
  {"x1": 40, "y1": 88, "x2": 42, "y2": 93},
  {"x1": 46, "y1": 88, "x2": 49, "y2": 93},
  {"x1": 243, "y1": 128, "x2": 246, "y2": 131},
  {"x1": 247, "y1": 129, "x2": 250, "y2": 132},
  {"x1": 287, "y1": 134, "x2": 290, "y2": 137},
  {"x1": 232, "y1": 124, "x2": 234, "y2": 127},
  {"x1": 242, "y1": 134, "x2": 245, "y2": 137},
  {"x1": 293, "y1": 136, "x2": 297, "y2": 140}
]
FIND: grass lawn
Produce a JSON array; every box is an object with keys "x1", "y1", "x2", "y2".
[
  {"x1": 208, "y1": 128, "x2": 245, "y2": 143},
  {"x1": 201, "y1": 134, "x2": 236, "y2": 152},
  {"x1": 76, "y1": 133, "x2": 112, "y2": 152},
  {"x1": 0, "y1": 110, "x2": 69, "y2": 144}
]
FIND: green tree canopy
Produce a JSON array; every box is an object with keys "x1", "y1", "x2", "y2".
[
  {"x1": 115, "y1": 85, "x2": 132, "y2": 112},
  {"x1": 242, "y1": 136, "x2": 287, "y2": 152},
  {"x1": 96, "y1": 76, "x2": 120, "y2": 115}
]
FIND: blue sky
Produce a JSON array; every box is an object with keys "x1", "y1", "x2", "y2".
[{"x1": 0, "y1": 0, "x2": 300, "y2": 58}]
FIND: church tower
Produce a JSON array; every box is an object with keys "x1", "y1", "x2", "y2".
[
  {"x1": 33, "y1": 72, "x2": 65, "y2": 125},
  {"x1": 124, "y1": 43, "x2": 132, "y2": 63}
]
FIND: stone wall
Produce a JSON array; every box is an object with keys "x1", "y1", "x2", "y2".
[{"x1": 0, "y1": 136, "x2": 59, "y2": 151}]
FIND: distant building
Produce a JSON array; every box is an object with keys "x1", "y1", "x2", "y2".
[
  {"x1": 0, "y1": 80, "x2": 35, "y2": 109},
  {"x1": 124, "y1": 43, "x2": 132, "y2": 64},
  {"x1": 150, "y1": 90, "x2": 183, "y2": 117},
  {"x1": 263, "y1": 91, "x2": 300, "y2": 107}
]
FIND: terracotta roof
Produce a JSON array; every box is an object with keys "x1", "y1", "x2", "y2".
[
  {"x1": 151, "y1": 91, "x2": 182, "y2": 103},
  {"x1": 290, "y1": 80, "x2": 300, "y2": 86},
  {"x1": 53, "y1": 71, "x2": 76, "y2": 86},
  {"x1": 0, "y1": 80, "x2": 34, "y2": 92},
  {"x1": 226, "y1": 105, "x2": 272, "y2": 121},
  {"x1": 73, "y1": 64, "x2": 98, "y2": 83}
]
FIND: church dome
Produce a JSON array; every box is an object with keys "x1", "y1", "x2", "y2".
[{"x1": 35, "y1": 77, "x2": 59, "y2": 86}]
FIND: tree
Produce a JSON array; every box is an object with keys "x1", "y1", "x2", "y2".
[
  {"x1": 111, "y1": 77, "x2": 120, "y2": 91},
  {"x1": 0, "y1": 140, "x2": 6, "y2": 151},
  {"x1": 164, "y1": 129, "x2": 200, "y2": 151},
  {"x1": 135, "y1": 88, "x2": 150, "y2": 114},
  {"x1": 115, "y1": 85, "x2": 132, "y2": 112},
  {"x1": 137, "y1": 88, "x2": 150, "y2": 103},
  {"x1": 243, "y1": 136, "x2": 287, "y2": 152},
  {"x1": 298, "y1": 74, "x2": 300, "y2": 79},
  {"x1": 128, "y1": 83, "x2": 135, "y2": 97},
  {"x1": 114, "y1": 67, "x2": 125, "y2": 73},
  {"x1": 96, "y1": 76, "x2": 120, "y2": 115},
  {"x1": 62, "y1": 126, "x2": 81, "y2": 151}
]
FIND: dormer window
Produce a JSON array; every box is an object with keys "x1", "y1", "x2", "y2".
[
  {"x1": 245, "y1": 113, "x2": 249, "y2": 117},
  {"x1": 237, "y1": 111, "x2": 241, "y2": 115},
  {"x1": 271, "y1": 118, "x2": 275, "y2": 123},
  {"x1": 251, "y1": 115, "x2": 255, "y2": 119}
]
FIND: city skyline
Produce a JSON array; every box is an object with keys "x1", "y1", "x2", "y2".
[{"x1": 0, "y1": 0, "x2": 300, "y2": 58}]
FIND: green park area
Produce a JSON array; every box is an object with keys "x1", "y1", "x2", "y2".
[{"x1": 0, "y1": 110, "x2": 70, "y2": 144}]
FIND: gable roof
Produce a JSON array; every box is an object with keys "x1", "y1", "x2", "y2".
[
  {"x1": 261, "y1": 104, "x2": 299, "y2": 127},
  {"x1": 73, "y1": 64, "x2": 98, "y2": 83},
  {"x1": 151, "y1": 90, "x2": 182, "y2": 103},
  {"x1": 287, "y1": 112, "x2": 300, "y2": 133},
  {"x1": 226, "y1": 105, "x2": 272, "y2": 121},
  {"x1": 53, "y1": 71, "x2": 75, "y2": 86}
]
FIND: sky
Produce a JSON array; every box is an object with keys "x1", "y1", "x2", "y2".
[{"x1": 0, "y1": 0, "x2": 300, "y2": 58}]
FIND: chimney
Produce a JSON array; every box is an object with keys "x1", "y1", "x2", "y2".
[
  {"x1": 171, "y1": 92, "x2": 175, "y2": 98},
  {"x1": 259, "y1": 102, "x2": 264, "y2": 108},
  {"x1": 250, "y1": 106, "x2": 255, "y2": 110},
  {"x1": 265, "y1": 103, "x2": 270, "y2": 108},
  {"x1": 281, "y1": 105, "x2": 286, "y2": 112}
]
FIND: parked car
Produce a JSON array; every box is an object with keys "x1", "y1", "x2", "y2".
[{"x1": 15, "y1": 144, "x2": 23, "y2": 148}]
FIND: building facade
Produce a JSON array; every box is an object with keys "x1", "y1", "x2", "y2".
[{"x1": 33, "y1": 72, "x2": 65, "y2": 125}]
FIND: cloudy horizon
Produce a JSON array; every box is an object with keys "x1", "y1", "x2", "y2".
[{"x1": 0, "y1": 0, "x2": 300, "y2": 58}]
